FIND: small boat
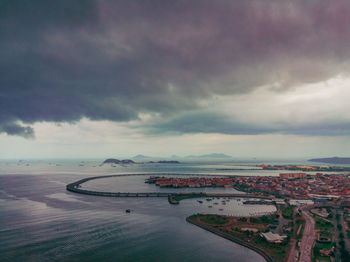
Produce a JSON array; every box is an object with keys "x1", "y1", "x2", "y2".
[
  {"x1": 197, "y1": 200, "x2": 203, "y2": 204},
  {"x1": 206, "y1": 198, "x2": 212, "y2": 201},
  {"x1": 208, "y1": 206, "x2": 212, "y2": 208},
  {"x1": 125, "y1": 209, "x2": 131, "y2": 213},
  {"x1": 219, "y1": 208, "x2": 224, "y2": 211},
  {"x1": 214, "y1": 202, "x2": 218, "y2": 205}
]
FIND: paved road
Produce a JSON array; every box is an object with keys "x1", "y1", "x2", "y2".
[{"x1": 299, "y1": 207, "x2": 315, "y2": 262}]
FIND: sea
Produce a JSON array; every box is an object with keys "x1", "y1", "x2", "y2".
[{"x1": 0, "y1": 158, "x2": 338, "y2": 262}]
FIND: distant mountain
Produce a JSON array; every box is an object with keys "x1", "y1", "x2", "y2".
[
  {"x1": 132, "y1": 154, "x2": 152, "y2": 159},
  {"x1": 198, "y1": 153, "x2": 232, "y2": 159},
  {"x1": 102, "y1": 158, "x2": 179, "y2": 165},
  {"x1": 308, "y1": 157, "x2": 350, "y2": 164},
  {"x1": 185, "y1": 153, "x2": 232, "y2": 159}
]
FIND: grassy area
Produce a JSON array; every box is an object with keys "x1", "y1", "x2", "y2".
[
  {"x1": 252, "y1": 235, "x2": 289, "y2": 262},
  {"x1": 319, "y1": 230, "x2": 332, "y2": 239},
  {"x1": 312, "y1": 242, "x2": 334, "y2": 262},
  {"x1": 197, "y1": 214, "x2": 228, "y2": 225},
  {"x1": 296, "y1": 218, "x2": 306, "y2": 240},
  {"x1": 189, "y1": 213, "x2": 290, "y2": 262},
  {"x1": 313, "y1": 216, "x2": 333, "y2": 231},
  {"x1": 173, "y1": 193, "x2": 206, "y2": 202},
  {"x1": 282, "y1": 206, "x2": 294, "y2": 219},
  {"x1": 250, "y1": 214, "x2": 279, "y2": 224}
]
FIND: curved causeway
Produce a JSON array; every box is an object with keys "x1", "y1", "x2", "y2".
[{"x1": 66, "y1": 174, "x2": 272, "y2": 199}]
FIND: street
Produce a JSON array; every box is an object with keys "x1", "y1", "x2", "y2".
[{"x1": 298, "y1": 207, "x2": 315, "y2": 262}]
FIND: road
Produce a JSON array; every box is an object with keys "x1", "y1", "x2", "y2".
[{"x1": 298, "y1": 207, "x2": 315, "y2": 262}]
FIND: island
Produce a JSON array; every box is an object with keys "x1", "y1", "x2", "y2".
[
  {"x1": 101, "y1": 158, "x2": 180, "y2": 165},
  {"x1": 308, "y1": 157, "x2": 350, "y2": 165}
]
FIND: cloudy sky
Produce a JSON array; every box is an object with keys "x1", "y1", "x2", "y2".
[{"x1": 1, "y1": 0, "x2": 350, "y2": 159}]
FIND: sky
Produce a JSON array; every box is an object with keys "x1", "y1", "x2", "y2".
[{"x1": 1, "y1": 0, "x2": 350, "y2": 159}]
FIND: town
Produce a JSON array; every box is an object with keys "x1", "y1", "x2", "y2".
[
  {"x1": 147, "y1": 172, "x2": 350, "y2": 261},
  {"x1": 146, "y1": 172, "x2": 350, "y2": 199}
]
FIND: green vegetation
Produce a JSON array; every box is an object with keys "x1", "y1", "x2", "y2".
[
  {"x1": 252, "y1": 235, "x2": 289, "y2": 262},
  {"x1": 189, "y1": 213, "x2": 290, "y2": 262},
  {"x1": 282, "y1": 206, "x2": 294, "y2": 219},
  {"x1": 314, "y1": 216, "x2": 333, "y2": 231},
  {"x1": 172, "y1": 193, "x2": 206, "y2": 202},
  {"x1": 347, "y1": 230, "x2": 350, "y2": 238},
  {"x1": 319, "y1": 230, "x2": 332, "y2": 239},
  {"x1": 198, "y1": 214, "x2": 228, "y2": 225},
  {"x1": 313, "y1": 242, "x2": 334, "y2": 262},
  {"x1": 250, "y1": 214, "x2": 279, "y2": 224},
  {"x1": 296, "y1": 218, "x2": 306, "y2": 240}
]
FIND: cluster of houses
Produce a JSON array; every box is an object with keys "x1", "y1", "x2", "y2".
[
  {"x1": 237, "y1": 172, "x2": 350, "y2": 199},
  {"x1": 145, "y1": 176, "x2": 236, "y2": 188},
  {"x1": 146, "y1": 172, "x2": 350, "y2": 200}
]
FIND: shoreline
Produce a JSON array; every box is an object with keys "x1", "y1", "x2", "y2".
[{"x1": 186, "y1": 216, "x2": 275, "y2": 262}]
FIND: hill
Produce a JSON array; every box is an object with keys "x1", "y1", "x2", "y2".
[
  {"x1": 132, "y1": 154, "x2": 152, "y2": 159},
  {"x1": 308, "y1": 157, "x2": 350, "y2": 164},
  {"x1": 185, "y1": 153, "x2": 232, "y2": 159}
]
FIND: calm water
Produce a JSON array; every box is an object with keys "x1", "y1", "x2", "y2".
[{"x1": 0, "y1": 159, "x2": 303, "y2": 261}]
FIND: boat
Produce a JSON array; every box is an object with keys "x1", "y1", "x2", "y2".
[
  {"x1": 125, "y1": 209, "x2": 131, "y2": 213},
  {"x1": 208, "y1": 205, "x2": 212, "y2": 208},
  {"x1": 197, "y1": 200, "x2": 203, "y2": 204}
]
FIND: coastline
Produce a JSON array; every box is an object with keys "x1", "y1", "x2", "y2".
[{"x1": 186, "y1": 216, "x2": 275, "y2": 262}]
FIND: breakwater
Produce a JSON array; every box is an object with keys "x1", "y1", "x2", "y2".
[{"x1": 186, "y1": 217, "x2": 275, "y2": 262}]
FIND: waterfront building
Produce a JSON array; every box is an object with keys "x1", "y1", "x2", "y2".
[{"x1": 260, "y1": 232, "x2": 287, "y2": 244}]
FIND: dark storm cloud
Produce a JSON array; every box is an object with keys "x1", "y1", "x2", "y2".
[
  {"x1": 149, "y1": 112, "x2": 275, "y2": 135},
  {"x1": 148, "y1": 112, "x2": 350, "y2": 137},
  {"x1": 1, "y1": 0, "x2": 350, "y2": 137},
  {"x1": 0, "y1": 123, "x2": 34, "y2": 138}
]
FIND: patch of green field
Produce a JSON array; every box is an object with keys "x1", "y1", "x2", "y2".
[
  {"x1": 296, "y1": 219, "x2": 306, "y2": 240},
  {"x1": 250, "y1": 214, "x2": 279, "y2": 224},
  {"x1": 282, "y1": 206, "x2": 294, "y2": 219},
  {"x1": 198, "y1": 214, "x2": 228, "y2": 225},
  {"x1": 173, "y1": 193, "x2": 206, "y2": 201},
  {"x1": 312, "y1": 241, "x2": 334, "y2": 262},
  {"x1": 314, "y1": 216, "x2": 333, "y2": 231},
  {"x1": 252, "y1": 235, "x2": 289, "y2": 262}
]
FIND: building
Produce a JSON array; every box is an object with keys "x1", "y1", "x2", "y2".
[
  {"x1": 280, "y1": 173, "x2": 307, "y2": 179},
  {"x1": 289, "y1": 199, "x2": 314, "y2": 206},
  {"x1": 261, "y1": 232, "x2": 287, "y2": 244}
]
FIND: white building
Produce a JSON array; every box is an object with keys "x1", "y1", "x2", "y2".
[{"x1": 261, "y1": 232, "x2": 287, "y2": 244}]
